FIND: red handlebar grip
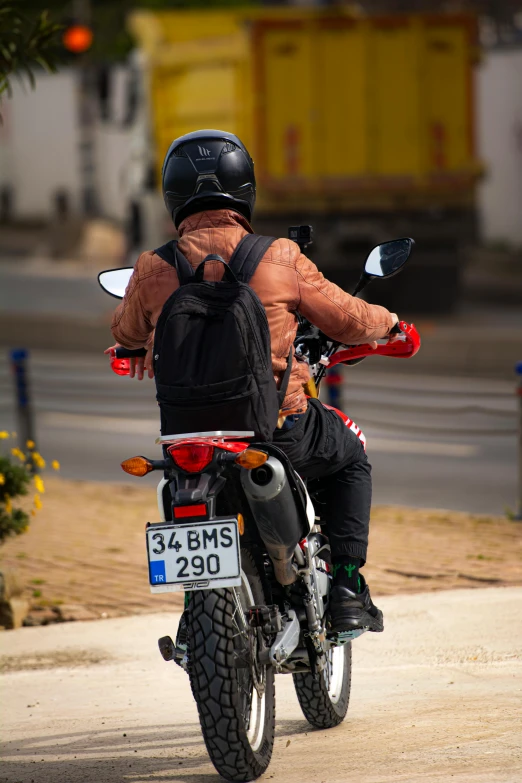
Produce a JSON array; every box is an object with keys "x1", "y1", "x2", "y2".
[
  {"x1": 329, "y1": 321, "x2": 420, "y2": 368},
  {"x1": 109, "y1": 348, "x2": 131, "y2": 376}
]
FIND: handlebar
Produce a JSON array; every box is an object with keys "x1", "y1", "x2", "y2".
[
  {"x1": 115, "y1": 347, "x2": 147, "y2": 358},
  {"x1": 328, "y1": 321, "x2": 421, "y2": 370},
  {"x1": 109, "y1": 346, "x2": 148, "y2": 376},
  {"x1": 107, "y1": 322, "x2": 420, "y2": 377}
]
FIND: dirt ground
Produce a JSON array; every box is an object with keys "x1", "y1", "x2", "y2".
[
  {"x1": 1, "y1": 477, "x2": 521, "y2": 623},
  {"x1": 1, "y1": 589, "x2": 521, "y2": 783}
]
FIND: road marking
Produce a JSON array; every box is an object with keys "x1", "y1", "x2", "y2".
[
  {"x1": 42, "y1": 412, "x2": 159, "y2": 435},
  {"x1": 369, "y1": 438, "x2": 479, "y2": 457},
  {"x1": 42, "y1": 414, "x2": 479, "y2": 457}
]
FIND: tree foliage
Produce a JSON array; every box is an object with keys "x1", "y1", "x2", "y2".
[{"x1": 0, "y1": 1, "x2": 62, "y2": 99}]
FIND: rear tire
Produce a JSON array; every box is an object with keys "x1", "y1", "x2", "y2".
[
  {"x1": 293, "y1": 642, "x2": 352, "y2": 728},
  {"x1": 186, "y1": 549, "x2": 275, "y2": 782}
]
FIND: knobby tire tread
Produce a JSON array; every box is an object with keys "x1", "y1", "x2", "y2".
[
  {"x1": 293, "y1": 643, "x2": 352, "y2": 729},
  {"x1": 186, "y1": 551, "x2": 275, "y2": 782}
]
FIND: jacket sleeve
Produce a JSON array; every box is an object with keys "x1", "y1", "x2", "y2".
[
  {"x1": 295, "y1": 249, "x2": 395, "y2": 344},
  {"x1": 111, "y1": 252, "x2": 154, "y2": 349}
]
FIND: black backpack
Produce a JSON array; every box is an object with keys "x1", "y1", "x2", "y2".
[{"x1": 153, "y1": 234, "x2": 292, "y2": 441}]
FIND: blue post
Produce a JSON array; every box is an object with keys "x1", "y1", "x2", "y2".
[
  {"x1": 325, "y1": 367, "x2": 342, "y2": 408},
  {"x1": 516, "y1": 362, "x2": 522, "y2": 520},
  {"x1": 10, "y1": 349, "x2": 36, "y2": 468}
]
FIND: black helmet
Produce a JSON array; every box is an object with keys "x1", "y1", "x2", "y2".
[{"x1": 162, "y1": 129, "x2": 256, "y2": 228}]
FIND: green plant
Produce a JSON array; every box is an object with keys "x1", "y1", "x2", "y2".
[
  {"x1": 0, "y1": 1, "x2": 62, "y2": 100},
  {"x1": 0, "y1": 453, "x2": 31, "y2": 544},
  {"x1": 0, "y1": 432, "x2": 59, "y2": 544}
]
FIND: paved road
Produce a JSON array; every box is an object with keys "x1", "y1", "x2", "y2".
[
  {"x1": 0, "y1": 260, "x2": 111, "y2": 319},
  {"x1": 1, "y1": 588, "x2": 521, "y2": 783},
  {"x1": 0, "y1": 350, "x2": 517, "y2": 514}
]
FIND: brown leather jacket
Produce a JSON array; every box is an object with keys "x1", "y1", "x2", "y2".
[{"x1": 112, "y1": 209, "x2": 395, "y2": 415}]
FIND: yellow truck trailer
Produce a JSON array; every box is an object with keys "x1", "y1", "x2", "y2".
[{"x1": 129, "y1": 6, "x2": 481, "y2": 312}]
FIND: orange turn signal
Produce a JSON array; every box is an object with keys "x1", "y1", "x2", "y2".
[
  {"x1": 235, "y1": 449, "x2": 268, "y2": 470},
  {"x1": 237, "y1": 513, "x2": 245, "y2": 535},
  {"x1": 121, "y1": 456, "x2": 154, "y2": 477}
]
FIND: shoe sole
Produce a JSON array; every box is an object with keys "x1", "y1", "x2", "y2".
[{"x1": 329, "y1": 608, "x2": 384, "y2": 634}]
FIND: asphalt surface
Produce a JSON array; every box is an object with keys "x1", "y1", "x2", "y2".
[
  {"x1": 0, "y1": 350, "x2": 517, "y2": 514},
  {"x1": 0, "y1": 260, "x2": 112, "y2": 319},
  {"x1": 1, "y1": 588, "x2": 521, "y2": 783}
]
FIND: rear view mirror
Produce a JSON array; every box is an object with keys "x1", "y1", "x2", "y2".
[
  {"x1": 352, "y1": 238, "x2": 414, "y2": 296},
  {"x1": 98, "y1": 268, "x2": 134, "y2": 299},
  {"x1": 365, "y1": 238, "x2": 414, "y2": 279}
]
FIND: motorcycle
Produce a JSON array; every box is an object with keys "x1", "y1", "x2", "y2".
[{"x1": 98, "y1": 232, "x2": 420, "y2": 782}]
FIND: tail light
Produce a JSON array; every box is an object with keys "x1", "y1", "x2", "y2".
[
  {"x1": 168, "y1": 443, "x2": 215, "y2": 473},
  {"x1": 173, "y1": 503, "x2": 208, "y2": 519}
]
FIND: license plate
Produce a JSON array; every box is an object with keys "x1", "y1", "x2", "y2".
[{"x1": 146, "y1": 518, "x2": 241, "y2": 593}]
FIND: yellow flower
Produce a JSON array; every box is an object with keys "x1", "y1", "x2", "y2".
[
  {"x1": 26, "y1": 440, "x2": 35, "y2": 450},
  {"x1": 0, "y1": 474, "x2": 5, "y2": 486},
  {"x1": 31, "y1": 509, "x2": 36, "y2": 517},
  {"x1": 32, "y1": 452, "x2": 46, "y2": 470},
  {"x1": 52, "y1": 460, "x2": 60, "y2": 471},
  {"x1": 5, "y1": 496, "x2": 12, "y2": 514},
  {"x1": 0, "y1": 431, "x2": 9, "y2": 439},
  {"x1": 34, "y1": 475, "x2": 45, "y2": 494},
  {"x1": 34, "y1": 494, "x2": 42, "y2": 510},
  {"x1": 11, "y1": 447, "x2": 25, "y2": 461}
]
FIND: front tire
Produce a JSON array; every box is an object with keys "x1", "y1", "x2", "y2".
[
  {"x1": 186, "y1": 549, "x2": 275, "y2": 782},
  {"x1": 293, "y1": 642, "x2": 352, "y2": 728}
]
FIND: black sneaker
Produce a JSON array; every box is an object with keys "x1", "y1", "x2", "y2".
[{"x1": 328, "y1": 575, "x2": 384, "y2": 633}]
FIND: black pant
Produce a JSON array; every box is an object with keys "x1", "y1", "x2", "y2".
[{"x1": 273, "y1": 399, "x2": 371, "y2": 564}]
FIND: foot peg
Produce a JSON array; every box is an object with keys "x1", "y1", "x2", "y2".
[
  {"x1": 158, "y1": 635, "x2": 175, "y2": 661},
  {"x1": 159, "y1": 612, "x2": 189, "y2": 670},
  {"x1": 328, "y1": 628, "x2": 368, "y2": 644}
]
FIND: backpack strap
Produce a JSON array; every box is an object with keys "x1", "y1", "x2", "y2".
[
  {"x1": 277, "y1": 351, "x2": 293, "y2": 408},
  {"x1": 154, "y1": 240, "x2": 194, "y2": 285},
  {"x1": 229, "y1": 234, "x2": 292, "y2": 407},
  {"x1": 194, "y1": 255, "x2": 238, "y2": 283},
  {"x1": 228, "y1": 234, "x2": 276, "y2": 284}
]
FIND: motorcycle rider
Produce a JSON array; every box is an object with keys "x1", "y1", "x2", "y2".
[{"x1": 108, "y1": 130, "x2": 399, "y2": 633}]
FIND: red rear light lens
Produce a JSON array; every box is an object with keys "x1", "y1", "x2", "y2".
[
  {"x1": 173, "y1": 503, "x2": 208, "y2": 519},
  {"x1": 168, "y1": 443, "x2": 215, "y2": 473}
]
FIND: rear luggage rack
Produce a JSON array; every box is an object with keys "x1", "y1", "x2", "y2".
[{"x1": 156, "y1": 431, "x2": 255, "y2": 445}]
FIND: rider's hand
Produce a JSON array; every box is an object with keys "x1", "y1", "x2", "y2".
[
  {"x1": 132, "y1": 345, "x2": 154, "y2": 380},
  {"x1": 104, "y1": 344, "x2": 154, "y2": 380},
  {"x1": 368, "y1": 314, "x2": 399, "y2": 349}
]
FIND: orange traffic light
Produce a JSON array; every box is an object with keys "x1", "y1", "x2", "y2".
[{"x1": 63, "y1": 24, "x2": 93, "y2": 54}]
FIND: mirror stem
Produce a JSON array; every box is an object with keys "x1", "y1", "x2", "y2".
[{"x1": 352, "y1": 272, "x2": 370, "y2": 298}]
